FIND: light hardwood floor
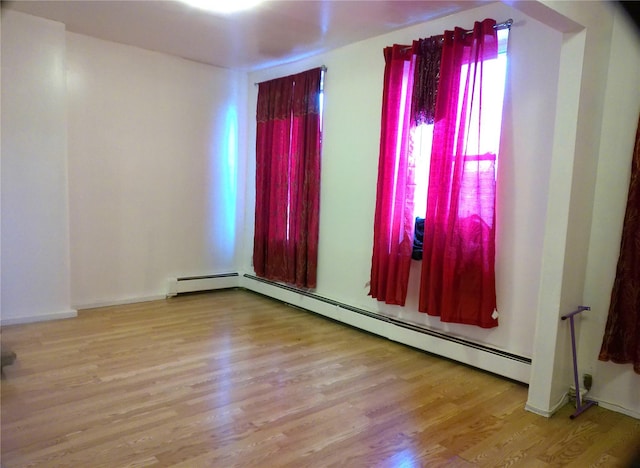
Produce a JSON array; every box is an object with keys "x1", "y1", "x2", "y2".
[{"x1": 1, "y1": 289, "x2": 639, "y2": 467}]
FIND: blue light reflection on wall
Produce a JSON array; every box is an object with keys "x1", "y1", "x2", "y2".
[
  {"x1": 207, "y1": 102, "x2": 238, "y2": 265},
  {"x1": 224, "y1": 106, "x2": 238, "y2": 240}
]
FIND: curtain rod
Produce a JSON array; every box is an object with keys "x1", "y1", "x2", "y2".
[
  {"x1": 457, "y1": 18, "x2": 513, "y2": 35},
  {"x1": 401, "y1": 19, "x2": 513, "y2": 51},
  {"x1": 494, "y1": 18, "x2": 513, "y2": 31},
  {"x1": 254, "y1": 65, "x2": 327, "y2": 86},
  {"x1": 431, "y1": 18, "x2": 513, "y2": 36}
]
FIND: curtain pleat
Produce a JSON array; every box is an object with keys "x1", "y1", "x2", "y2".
[
  {"x1": 598, "y1": 114, "x2": 640, "y2": 374},
  {"x1": 291, "y1": 70, "x2": 322, "y2": 287}
]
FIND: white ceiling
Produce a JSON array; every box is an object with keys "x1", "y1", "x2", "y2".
[{"x1": 4, "y1": 0, "x2": 491, "y2": 71}]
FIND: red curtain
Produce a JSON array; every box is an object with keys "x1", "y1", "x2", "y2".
[
  {"x1": 599, "y1": 114, "x2": 640, "y2": 374},
  {"x1": 253, "y1": 67, "x2": 323, "y2": 288},
  {"x1": 369, "y1": 46, "x2": 416, "y2": 305},
  {"x1": 418, "y1": 19, "x2": 499, "y2": 328}
]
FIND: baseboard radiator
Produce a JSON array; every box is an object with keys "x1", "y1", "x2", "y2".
[
  {"x1": 166, "y1": 273, "x2": 240, "y2": 297},
  {"x1": 241, "y1": 273, "x2": 532, "y2": 384}
]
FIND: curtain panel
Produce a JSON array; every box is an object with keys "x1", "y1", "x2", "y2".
[
  {"x1": 369, "y1": 45, "x2": 417, "y2": 305},
  {"x1": 418, "y1": 19, "x2": 499, "y2": 328},
  {"x1": 368, "y1": 38, "x2": 443, "y2": 305},
  {"x1": 599, "y1": 114, "x2": 640, "y2": 374},
  {"x1": 253, "y1": 67, "x2": 323, "y2": 289}
]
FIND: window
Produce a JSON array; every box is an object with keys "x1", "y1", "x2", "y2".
[
  {"x1": 412, "y1": 28, "x2": 508, "y2": 222},
  {"x1": 370, "y1": 19, "x2": 509, "y2": 328}
]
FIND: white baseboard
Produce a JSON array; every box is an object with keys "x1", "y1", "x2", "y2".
[
  {"x1": 74, "y1": 295, "x2": 167, "y2": 311},
  {"x1": 1, "y1": 308, "x2": 77, "y2": 326},
  {"x1": 525, "y1": 393, "x2": 640, "y2": 420},
  {"x1": 592, "y1": 397, "x2": 640, "y2": 419},
  {"x1": 525, "y1": 392, "x2": 570, "y2": 418},
  {"x1": 241, "y1": 274, "x2": 532, "y2": 384},
  {"x1": 71, "y1": 273, "x2": 241, "y2": 311}
]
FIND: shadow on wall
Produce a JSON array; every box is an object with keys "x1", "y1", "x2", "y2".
[{"x1": 618, "y1": 1, "x2": 640, "y2": 34}]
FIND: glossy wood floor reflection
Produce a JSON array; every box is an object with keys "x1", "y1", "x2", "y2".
[{"x1": 1, "y1": 290, "x2": 639, "y2": 467}]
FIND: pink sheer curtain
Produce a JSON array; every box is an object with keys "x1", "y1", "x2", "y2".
[
  {"x1": 369, "y1": 46, "x2": 416, "y2": 305},
  {"x1": 418, "y1": 19, "x2": 499, "y2": 328},
  {"x1": 253, "y1": 68, "x2": 323, "y2": 288}
]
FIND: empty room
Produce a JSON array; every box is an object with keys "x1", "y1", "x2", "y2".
[{"x1": 1, "y1": 0, "x2": 639, "y2": 466}]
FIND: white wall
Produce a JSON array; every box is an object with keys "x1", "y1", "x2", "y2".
[
  {"x1": 522, "y1": 1, "x2": 640, "y2": 419},
  {"x1": 1, "y1": 11, "x2": 76, "y2": 324},
  {"x1": 66, "y1": 33, "x2": 247, "y2": 308},
  {"x1": 244, "y1": 2, "x2": 561, "y2": 360},
  {"x1": 580, "y1": 8, "x2": 640, "y2": 418}
]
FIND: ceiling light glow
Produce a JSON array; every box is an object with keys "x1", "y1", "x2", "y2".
[{"x1": 178, "y1": 0, "x2": 263, "y2": 15}]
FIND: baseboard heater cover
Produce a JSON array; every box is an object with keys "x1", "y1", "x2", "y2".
[
  {"x1": 242, "y1": 273, "x2": 531, "y2": 382},
  {"x1": 167, "y1": 273, "x2": 239, "y2": 297}
]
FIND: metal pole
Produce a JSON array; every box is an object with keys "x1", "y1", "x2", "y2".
[{"x1": 561, "y1": 306, "x2": 598, "y2": 419}]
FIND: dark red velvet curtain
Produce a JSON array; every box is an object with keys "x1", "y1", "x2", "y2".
[
  {"x1": 599, "y1": 114, "x2": 640, "y2": 374},
  {"x1": 253, "y1": 67, "x2": 323, "y2": 288},
  {"x1": 369, "y1": 45, "x2": 416, "y2": 305},
  {"x1": 418, "y1": 19, "x2": 499, "y2": 328}
]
